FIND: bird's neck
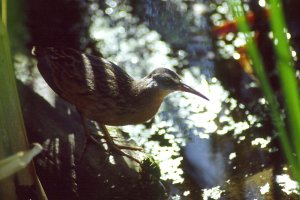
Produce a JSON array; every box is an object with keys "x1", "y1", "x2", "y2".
[{"x1": 129, "y1": 79, "x2": 169, "y2": 121}]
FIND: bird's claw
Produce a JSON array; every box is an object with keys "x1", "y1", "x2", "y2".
[
  {"x1": 87, "y1": 135, "x2": 102, "y2": 145},
  {"x1": 87, "y1": 135, "x2": 142, "y2": 164},
  {"x1": 113, "y1": 143, "x2": 143, "y2": 151},
  {"x1": 108, "y1": 143, "x2": 141, "y2": 164}
]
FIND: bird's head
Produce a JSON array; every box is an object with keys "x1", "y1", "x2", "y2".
[{"x1": 144, "y1": 68, "x2": 209, "y2": 100}]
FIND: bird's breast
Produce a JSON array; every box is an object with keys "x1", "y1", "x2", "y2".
[
  {"x1": 115, "y1": 92, "x2": 165, "y2": 125},
  {"x1": 79, "y1": 92, "x2": 165, "y2": 126}
]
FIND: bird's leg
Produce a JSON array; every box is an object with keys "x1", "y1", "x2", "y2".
[
  {"x1": 78, "y1": 110, "x2": 102, "y2": 145},
  {"x1": 99, "y1": 124, "x2": 143, "y2": 151},
  {"x1": 77, "y1": 110, "x2": 142, "y2": 163},
  {"x1": 98, "y1": 124, "x2": 142, "y2": 163},
  {"x1": 77, "y1": 110, "x2": 106, "y2": 162}
]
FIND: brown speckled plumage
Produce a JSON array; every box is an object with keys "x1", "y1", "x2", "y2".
[
  {"x1": 33, "y1": 47, "x2": 208, "y2": 163},
  {"x1": 34, "y1": 47, "x2": 167, "y2": 126}
]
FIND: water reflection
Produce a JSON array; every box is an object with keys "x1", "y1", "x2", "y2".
[{"x1": 185, "y1": 135, "x2": 226, "y2": 187}]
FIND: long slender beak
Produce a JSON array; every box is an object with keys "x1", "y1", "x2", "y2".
[{"x1": 178, "y1": 82, "x2": 209, "y2": 101}]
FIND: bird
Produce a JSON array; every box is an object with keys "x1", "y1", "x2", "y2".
[{"x1": 32, "y1": 46, "x2": 209, "y2": 163}]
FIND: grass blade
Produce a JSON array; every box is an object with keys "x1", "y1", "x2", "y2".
[
  {"x1": 269, "y1": 0, "x2": 300, "y2": 171},
  {"x1": 228, "y1": 0, "x2": 300, "y2": 180}
]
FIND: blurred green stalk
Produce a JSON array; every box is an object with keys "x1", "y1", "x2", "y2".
[
  {"x1": 269, "y1": 0, "x2": 300, "y2": 169},
  {"x1": 228, "y1": 0, "x2": 300, "y2": 182},
  {"x1": 1, "y1": 0, "x2": 6, "y2": 26},
  {"x1": 0, "y1": 0, "x2": 47, "y2": 199}
]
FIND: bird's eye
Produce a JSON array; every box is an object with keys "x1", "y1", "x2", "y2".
[{"x1": 164, "y1": 78, "x2": 173, "y2": 85}]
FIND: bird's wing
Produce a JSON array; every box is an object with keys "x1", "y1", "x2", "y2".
[{"x1": 34, "y1": 47, "x2": 133, "y2": 100}]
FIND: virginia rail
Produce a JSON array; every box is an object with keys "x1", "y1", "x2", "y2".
[{"x1": 32, "y1": 47, "x2": 209, "y2": 163}]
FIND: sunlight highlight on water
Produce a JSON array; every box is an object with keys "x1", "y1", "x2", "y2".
[
  {"x1": 276, "y1": 174, "x2": 299, "y2": 195},
  {"x1": 202, "y1": 186, "x2": 224, "y2": 200}
]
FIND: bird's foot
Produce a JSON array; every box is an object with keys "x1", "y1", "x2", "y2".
[
  {"x1": 87, "y1": 134, "x2": 102, "y2": 145},
  {"x1": 78, "y1": 135, "x2": 103, "y2": 163},
  {"x1": 87, "y1": 134, "x2": 120, "y2": 144},
  {"x1": 113, "y1": 143, "x2": 143, "y2": 151},
  {"x1": 108, "y1": 142, "x2": 142, "y2": 164},
  {"x1": 86, "y1": 135, "x2": 143, "y2": 164}
]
